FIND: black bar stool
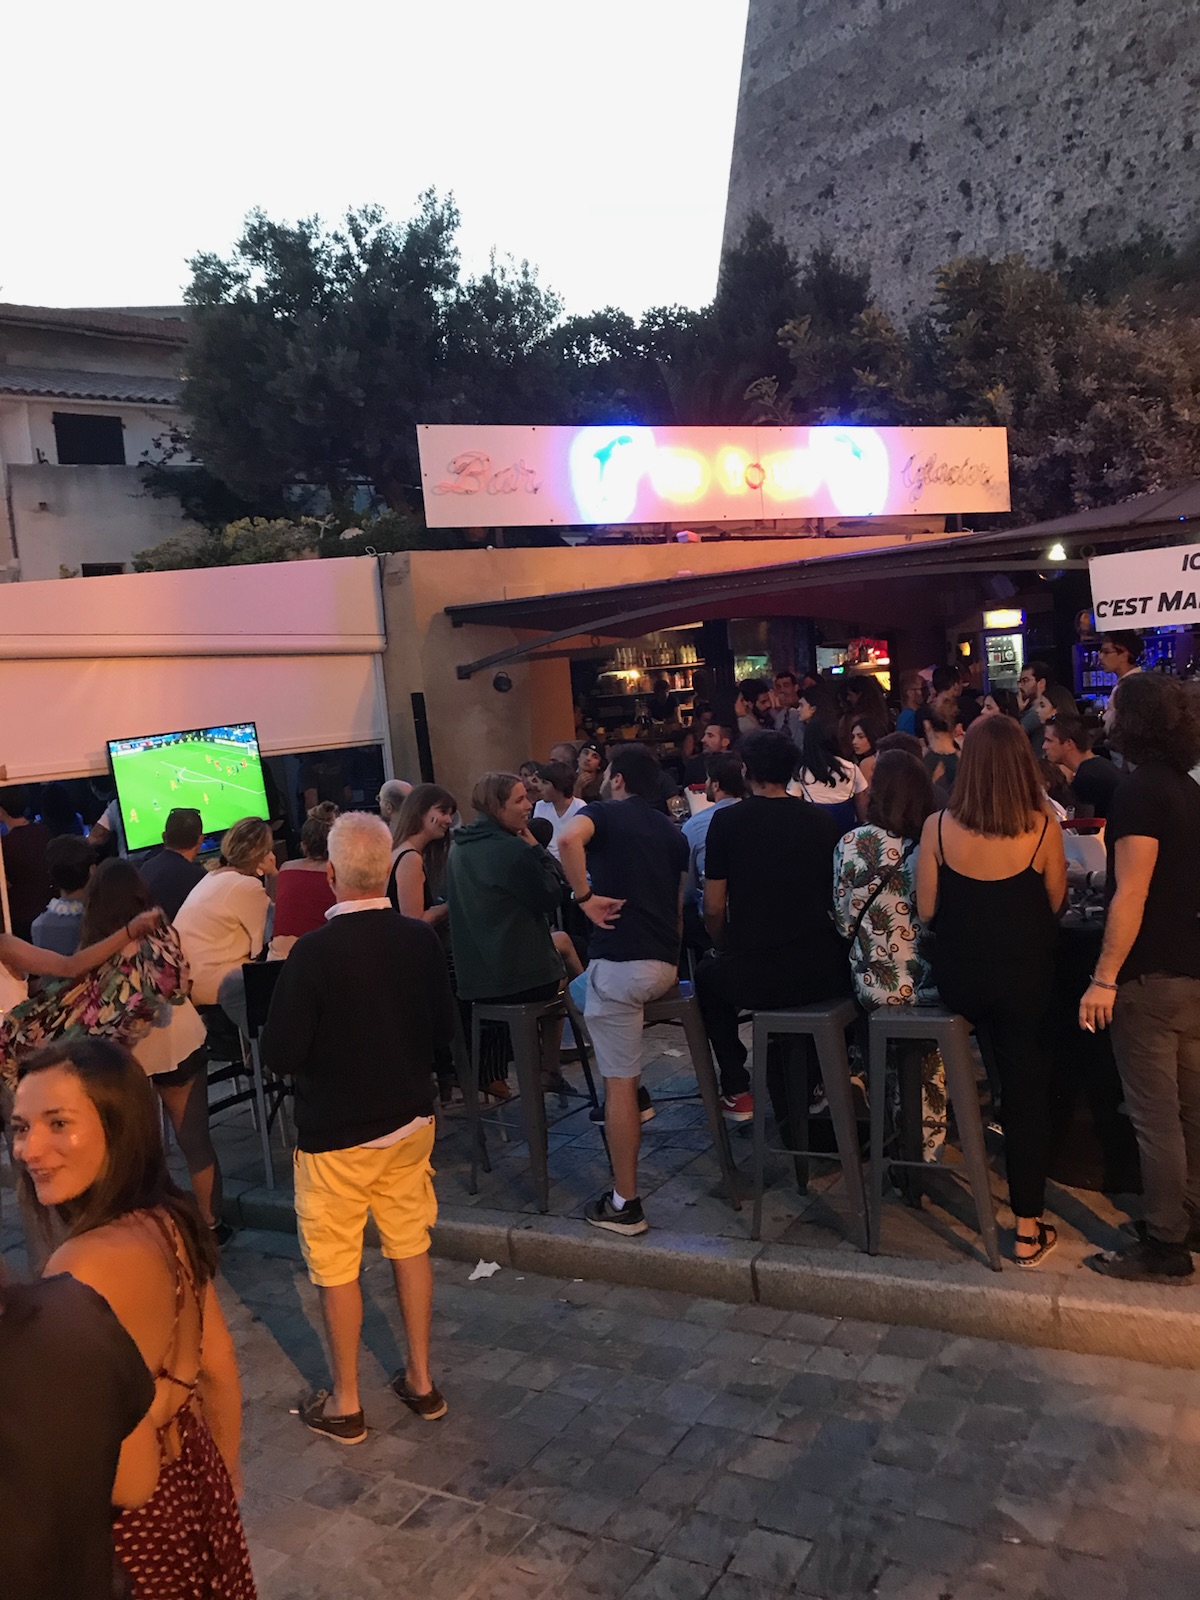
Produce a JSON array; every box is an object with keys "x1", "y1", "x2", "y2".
[
  {"x1": 749, "y1": 997, "x2": 866, "y2": 1246},
  {"x1": 866, "y1": 1005, "x2": 1002, "y2": 1271},
  {"x1": 639, "y1": 983, "x2": 742, "y2": 1211},
  {"x1": 469, "y1": 989, "x2": 599, "y2": 1211}
]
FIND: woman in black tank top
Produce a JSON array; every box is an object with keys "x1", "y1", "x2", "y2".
[{"x1": 917, "y1": 718, "x2": 1067, "y2": 1265}]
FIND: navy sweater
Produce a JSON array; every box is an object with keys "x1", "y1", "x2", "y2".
[{"x1": 262, "y1": 908, "x2": 455, "y2": 1152}]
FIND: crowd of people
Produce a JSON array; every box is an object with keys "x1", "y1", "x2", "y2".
[{"x1": 3, "y1": 625, "x2": 1200, "y2": 1596}]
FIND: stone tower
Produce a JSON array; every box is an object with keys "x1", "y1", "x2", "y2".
[{"x1": 723, "y1": 0, "x2": 1200, "y2": 316}]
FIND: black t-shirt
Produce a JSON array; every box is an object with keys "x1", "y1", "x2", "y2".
[
  {"x1": 1106, "y1": 761, "x2": 1200, "y2": 983},
  {"x1": 582, "y1": 797, "x2": 689, "y2": 964},
  {"x1": 140, "y1": 847, "x2": 207, "y2": 922},
  {"x1": 1069, "y1": 755, "x2": 1123, "y2": 820},
  {"x1": 704, "y1": 793, "x2": 844, "y2": 961},
  {"x1": 0, "y1": 1274, "x2": 153, "y2": 1600}
]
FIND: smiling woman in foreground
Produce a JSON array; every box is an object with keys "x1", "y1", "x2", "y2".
[{"x1": 11, "y1": 1037, "x2": 257, "y2": 1598}]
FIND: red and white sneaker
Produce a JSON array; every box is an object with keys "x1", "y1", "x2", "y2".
[{"x1": 719, "y1": 1092, "x2": 754, "y2": 1122}]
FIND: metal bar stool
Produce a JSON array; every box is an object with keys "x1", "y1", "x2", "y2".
[
  {"x1": 469, "y1": 989, "x2": 600, "y2": 1211},
  {"x1": 640, "y1": 982, "x2": 742, "y2": 1211},
  {"x1": 750, "y1": 997, "x2": 866, "y2": 1246},
  {"x1": 866, "y1": 1005, "x2": 1002, "y2": 1272}
]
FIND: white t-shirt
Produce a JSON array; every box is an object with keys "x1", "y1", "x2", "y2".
[
  {"x1": 174, "y1": 870, "x2": 270, "y2": 1005},
  {"x1": 790, "y1": 759, "x2": 868, "y2": 806},
  {"x1": 532, "y1": 797, "x2": 586, "y2": 859}
]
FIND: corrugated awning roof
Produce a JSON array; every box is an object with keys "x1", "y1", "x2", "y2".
[
  {"x1": 0, "y1": 366, "x2": 182, "y2": 404},
  {"x1": 446, "y1": 481, "x2": 1200, "y2": 677}
]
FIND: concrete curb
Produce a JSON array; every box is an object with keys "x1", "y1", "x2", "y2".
[{"x1": 225, "y1": 1185, "x2": 1200, "y2": 1370}]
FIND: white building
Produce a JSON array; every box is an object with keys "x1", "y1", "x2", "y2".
[{"x1": 0, "y1": 303, "x2": 196, "y2": 581}]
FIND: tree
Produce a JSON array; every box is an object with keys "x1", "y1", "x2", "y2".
[
  {"x1": 922, "y1": 256, "x2": 1200, "y2": 521},
  {"x1": 765, "y1": 248, "x2": 1200, "y2": 523},
  {"x1": 182, "y1": 194, "x2": 566, "y2": 515}
]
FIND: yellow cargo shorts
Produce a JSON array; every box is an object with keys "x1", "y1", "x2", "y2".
[{"x1": 293, "y1": 1120, "x2": 437, "y2": 1287}]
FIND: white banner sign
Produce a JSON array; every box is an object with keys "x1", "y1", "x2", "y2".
[
  {"x1": 417, "y1": 423, "x2": 1010, "y2": 528},
  {"x1": 1089, "y1": 542, "x2": 1200, "y2": 627}
]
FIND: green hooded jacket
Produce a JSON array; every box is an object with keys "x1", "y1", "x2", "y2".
[{"x1": 445, "y1": 816, "x2": 564, "y2": 1000}]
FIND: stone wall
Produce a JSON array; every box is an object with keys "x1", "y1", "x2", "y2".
[{"x1": 724, "y1": 0, "x2": 1200, "y2": 315}]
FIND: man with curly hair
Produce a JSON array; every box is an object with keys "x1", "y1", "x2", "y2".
[{"x1": 1082, "y1": 673, "x2": 1200, "y2": 1282}]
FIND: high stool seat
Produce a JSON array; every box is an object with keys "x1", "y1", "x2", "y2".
[
  {"x1": 469, "y1": 989, "x2": 599, "y2": 1211},
  {"x1": 638, "y1": 983, "x2": 741, "y2": 1211},
  {"x1": 749, "y1": 998, "x2": 866, "y2": 1246},
  {"x1": 866, "y1": 1005, "x2": 1001, "y2": 1271}
]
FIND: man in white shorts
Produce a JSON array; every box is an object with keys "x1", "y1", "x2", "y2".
[{"x1": 559, "y1": 745, "x2": 689, "y2": 1236}]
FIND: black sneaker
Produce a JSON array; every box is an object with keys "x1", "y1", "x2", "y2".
[
  {"x1": 1086, "y1": 1239, "x2": 1195, "y2": 1282},
  {"x1": 585, "y1": 1190, "x2": 649, "y2": 1236},
  {"x1": 589, "y1": 1087, "x2": 655, "y2": 1125},
  {"x1": 391, "y1": 1373, "x2": 449, "y2": 1420},
  {"x1": 300, "y1": 1390, "x2": 367, "y2": 1444}
]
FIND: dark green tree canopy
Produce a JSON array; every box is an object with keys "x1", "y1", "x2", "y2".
[{"x1": 156, "y1": 194, "x2": 1200, "y2": 566}]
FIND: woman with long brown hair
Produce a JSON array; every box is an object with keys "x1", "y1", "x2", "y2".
[
  {"x1": 387, "y1": 783, "x2": 457, "y2": 927},
  {"x1": 916, "y1": 715, "x2": 1067, "y2": 1265},
  {"x1": 11, "y1": 1037, "x2": 255, "y2": 1597}
]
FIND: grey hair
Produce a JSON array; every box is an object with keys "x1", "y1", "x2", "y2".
[{"x1": 328, "y1": 812, "x2": 393, "y2": 895}]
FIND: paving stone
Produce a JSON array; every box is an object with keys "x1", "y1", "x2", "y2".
[
  {"x1": 623, "y1": 1555, "x2": 720, "y2": 1600},
  {"x1": 602, "y1": 1501, "x2": 682, "y2": 1553},
  {"x1": 663, "y1": 1511, "x2": 748, "y2": 1569},
  {"x1": 548, "y1": 1539, "x2": 654, "y2": 1599},
  {"x1": 182, "y1": 1232, "x2": 1200, "y2": 1600},
  {"x1": 730, "y1": 1527, "x2": 814, "y2": 1588}
]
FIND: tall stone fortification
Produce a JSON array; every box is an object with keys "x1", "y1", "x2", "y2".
[{"x1": 723, "y1": 0, "x2": 1200, "y2": 316}]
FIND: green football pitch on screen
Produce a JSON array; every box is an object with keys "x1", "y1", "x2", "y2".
[{"x1": 109, "y1": 735, "x2": 269, "y2": 852}]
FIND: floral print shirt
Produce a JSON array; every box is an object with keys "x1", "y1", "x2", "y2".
[{"x1": 833, "y1": 825, "x2": 934, "y2": 1009}]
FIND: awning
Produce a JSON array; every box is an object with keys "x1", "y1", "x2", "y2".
[{"x1": 446, "y1": 496, "x2": 1196, "y2": 678}]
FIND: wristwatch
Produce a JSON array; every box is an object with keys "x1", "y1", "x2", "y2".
[{"x1": 572, "y1": 888, "x2": 594, "y2": 906}]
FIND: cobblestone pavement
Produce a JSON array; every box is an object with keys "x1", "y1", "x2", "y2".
[
  {"x1": 215, "y1": 1229, "x2": 1200, "y2": 1600},
  {"x1": 206, "y1": 1021, "x2": 1142, "y2": 1277}
]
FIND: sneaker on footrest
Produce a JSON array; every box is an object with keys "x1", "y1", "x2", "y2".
[
  {"x1": 585, "y1": 1190, "x2": 649, "y2": 1235},
  {"x1": 588, "y1": 1087, "x2": 655, "y2": 1124},
  {"x1": 719, "y1": 1092, "x2": 754, "y2": 1122}
]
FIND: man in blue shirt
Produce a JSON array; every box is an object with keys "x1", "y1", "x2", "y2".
[
  {"x1": 30, "y1": 836, "x2": 95, "y2": 956},
  {"x1": 559, "y1": 745, "x2": 689, "y2": 1237},
  {"x1": 682, "y1": 753, "x2": 744, "y2": 912}
]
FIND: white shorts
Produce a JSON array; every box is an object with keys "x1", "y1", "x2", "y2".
[{"x1": 583, "y1": 958, "x2": 678, "y2": 1079}]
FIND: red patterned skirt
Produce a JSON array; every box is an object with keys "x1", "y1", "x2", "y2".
[{"x1": 114, "y1": 1405, "x2": 257, "y2": 1598}]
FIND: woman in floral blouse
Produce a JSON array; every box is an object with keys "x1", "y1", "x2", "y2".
[{"x1": 833, "y1": 750, "x2": 946, "y2": 1157}]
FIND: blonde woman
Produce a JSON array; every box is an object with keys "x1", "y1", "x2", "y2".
[{"x1": 175, "y1": 818, "x2": 277, "y2": 1037}]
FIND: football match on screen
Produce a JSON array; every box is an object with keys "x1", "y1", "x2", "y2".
[{"x1": 106, "y1": 723, "x2": 269, "y2": 852}]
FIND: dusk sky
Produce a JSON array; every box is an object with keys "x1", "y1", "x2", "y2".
[{"x1": 3, "y1": 1, "x2": 749, "y2": 317}]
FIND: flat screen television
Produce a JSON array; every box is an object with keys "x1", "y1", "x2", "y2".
[{"x1": 107, "y1": 722, "x2": 269, "y2": 853}]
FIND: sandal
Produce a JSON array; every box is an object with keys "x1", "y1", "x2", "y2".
[{"x1": 1014, "y1": 1222, "x2": 1058, "y2": 1267}]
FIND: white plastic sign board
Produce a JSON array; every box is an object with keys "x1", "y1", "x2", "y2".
[
  {"x1": 416, "y1": 423, "x2": 1010, "y2": 528},
  {"x1": 1088, "y1": 542, "x2": 1200, "y2": 627}
]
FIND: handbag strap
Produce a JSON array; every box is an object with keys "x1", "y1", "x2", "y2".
[{"x1": 846, "y1": 838, "x2": 918, "y2": 950}]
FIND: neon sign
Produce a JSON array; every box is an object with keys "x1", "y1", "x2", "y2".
[{"x1": 417, "y1": 424, "x2": 1010, "y2": 528}]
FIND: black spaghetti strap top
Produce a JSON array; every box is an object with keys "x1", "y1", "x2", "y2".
[
  {"x1": 933, "y1": 811, "x2": 1058, "y2": 978},
  {"x1": 387, "y1": 847, "x2": 432, "y2": 913}
]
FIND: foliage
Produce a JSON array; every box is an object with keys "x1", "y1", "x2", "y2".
[
  {"x1": 132, "y1": 518, "x2": 322, "y2": 572},
  {"x1": 137, "y1": 424, "x2": 281, "y2": 531},
  {"x1": 767, "y1": 250, "x2": 1200, "y2": 523},
  {"x1": 182, "y1": 194, "x2": 565, "y2": 515},
  {"x1": 174, "y1": 189, "x2": 1200, "y2": 551}
]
